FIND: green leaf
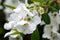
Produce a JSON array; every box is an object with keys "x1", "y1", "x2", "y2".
[
  {"x1": 48, "y1": 6, "x2": 57, "y2": 12},
  {"x1": 48, "y1": 1, "x2": 60, "y2": 12},
  {"x1": 0, "y1": 25, "x2": 5, "y2": 34},
  {"x1": 42, "y1": 13, "x2": 50, "y2": 24},
  {"x1": 4, "y1": 4, "x2": 15, "y2": 10},
  {"x1": 28, "y1": 0, "x2": 33, "y2": 4},
  {"x1": 31, "y1": 27, "x2": 40, "y2": 40},
  {"x1": 20, "y1": 33, "x2": 25, "y2": 37},
  {"x1": 31, "y1": 0, "x2": 44, "y2": 3}
]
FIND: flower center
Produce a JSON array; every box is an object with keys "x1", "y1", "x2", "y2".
[
  {"x1": 23, "y1": 23, "x2": 28, "y2": 26},
  {"x1": 20, "y1": 14, "x2": 32, "y2": 22},
  {"x1": 52, "y1": 12, "x2": 57, "y2": 17}
]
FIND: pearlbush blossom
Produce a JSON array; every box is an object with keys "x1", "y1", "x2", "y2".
[
  {"x1": 4, "y1": 0, "x2": 42, "y2": 40},
  {"x1": 3, "y1": 0, "x2": 60, "y2": 40},
  {"x1": 43, "y1": 11, "x2": 60, "y2": 40}
]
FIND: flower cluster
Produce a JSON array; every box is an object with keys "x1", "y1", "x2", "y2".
[
  {"x1": 43, "y1": 11, "x2": 60, "y2": 40},
  {"x1": 4, "y1": 0, "x2": 43, "y2": 40},
  {"x1": 3, "y1": 0, "x2": 60, "y2": 40}
]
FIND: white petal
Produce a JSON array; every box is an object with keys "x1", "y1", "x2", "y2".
[
  {"x1": 13, "y1": 7, "x2": 21, "y2": 13},
  {"x1": 52, "y1": 25, "x2": 59, "y2": 33},
  {"x1": 15, "y1": 21, "x2": 28, "y2": 26},
  {"x1": 4, "y1": 0, "x2": 20, "y2": 7},
  {"x1": 56, "y1": 15, "x2": 60, "y2": 24},
  {"x1": 10, "y1": 34, "x2": 19, "y2": 38},
  {"x1": 4, "y1": 21, "x2": 15, "y2": 30},
  {"x1": 4, "y1": 23, "x2": 11, "y2": 30},
  {"x1": 33, "y1": 16, "x2": 41, "y2": 25},
  {"x1": 8, "y1": 13, "x2": 22, "y2": 21},
  {"x1": 4, "y1": 8, "x2": 13, "y2": 21},
  {"x1": 43, "y1": 25, "x2": 52, "y2": 39},
  {"x1": 4, "y1": 8, "x2": 13, "y2": 14},
  {"x1": 42, "y1": 33, "x2": 51, "y2": 39},
  {"x1": 31, "y1": 10, "x2": 38, "y2": 16},
  {"x1": 18, "y1": 4, "x2": 34, "y2": 16},
  {"x1": 14, "y1": 21, "x2": 28, "y2": 33},
  {"x1": 40, "y1": 21, "x2": 45, "y2": 25},
  {"x1": 23, "y1": 23, "x2": 36, "y2": 34}
]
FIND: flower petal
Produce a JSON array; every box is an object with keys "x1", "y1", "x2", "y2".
[
  {"x1": 4, "y1": 21, "x2": 15, "y2": 30},
  {"x1": 33, "y1": 16, "x2": 41, "y2": 25}
]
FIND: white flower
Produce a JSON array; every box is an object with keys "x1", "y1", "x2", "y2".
[
  {"x1": 13, "y1": 4, "x2": 41, "y2": 25},
  {"x1": 48, "y1": 11, "x2": 60, "y2": 24},
  {"x1": 43, "y1": 12, "x2": 60, "y2": 40},
  {"x1": 4, "y1": 24, "x2": 23, "y2": 40},
  {"x1": 4, "y1": 0, "x2": 41, "y2": 36},
  {"x1": 14, "y1": 20, "x2": 36, "y2": 34},
  {"x1": 42, "y1": 24, "x2": 58, "y2": 40},
  {"x1": 8, "y1": 12, "x2": 41, "y2": 26},
  {"x1": 7, "y1": 9, "x2": 41, "y2": 25},
  {"x1": 4, "y1": 13, "x2": 40, "y2": 34}
]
